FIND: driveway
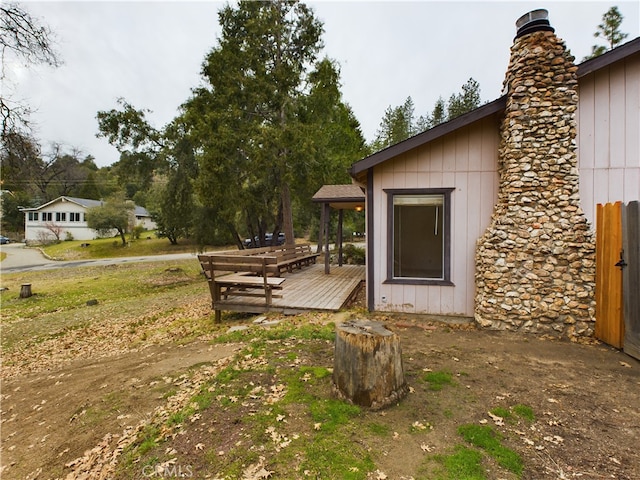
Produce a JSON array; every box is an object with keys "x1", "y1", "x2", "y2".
[{"x1": 0, "y1": 243, "x2": 198, "y2": 273}]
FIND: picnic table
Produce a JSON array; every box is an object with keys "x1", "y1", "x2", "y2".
[{"x1": 198, "y1": 244, "x2": 320, "y2": 322}]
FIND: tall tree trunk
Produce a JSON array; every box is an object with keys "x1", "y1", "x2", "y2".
[
  {"x1": 281, "y1": 182, "x2": 295, "y2": 246},
  {"x1": 228, "y1": 223, "x2": 244, "y2": 249}
]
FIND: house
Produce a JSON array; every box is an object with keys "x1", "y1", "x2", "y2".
[
  {"x1": 349, "y1": 10, "x2": 639, "y2": 339},
  {"x1": 21, "y1": 196, "x2": 156, "y2": 242}
]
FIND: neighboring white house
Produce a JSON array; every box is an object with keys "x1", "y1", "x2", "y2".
[{"x1": 21, "y1": 196, "x2": 156, "y2": 242}]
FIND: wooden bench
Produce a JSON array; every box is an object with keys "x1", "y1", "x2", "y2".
[
  {"x1": 223, "y1": 244, "x2": 321, "y2": 276},
  {"x1": 269, "y1": 244, "x2": 321, "y2": 275},
  {"x1": 198, "y1": 254, "x2": 286, "y2": 323},
  {"x1": 198, "y1": 244, "x2": 320, "y2": 321}
]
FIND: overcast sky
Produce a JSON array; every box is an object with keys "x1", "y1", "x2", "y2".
[{"x1": 7, "y1": 1, "x2": 639, "y2": 167}]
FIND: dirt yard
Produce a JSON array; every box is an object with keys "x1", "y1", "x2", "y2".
[{"x1": 2, "y1": 310, "x2": 639, "y2": 479}]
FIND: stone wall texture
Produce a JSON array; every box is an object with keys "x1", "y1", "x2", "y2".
[{"x1": 474, "y1": 30, "x2": 597, "y2": 339}]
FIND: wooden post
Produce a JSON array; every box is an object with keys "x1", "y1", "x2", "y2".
[
  {"x1": 324, "y1": 203, "x2": 331, "y2": 274},
  {"x1": 337, "y1": 209, "x2": 344, "y2": 266},
  {"x1": 333, "y1": 319, "x2": 408, "y2": 410},
  {"x1": 317, "y1": 202, "x2": 325, "y2": 254},
  {"x1": 20, "y1": 284, "x2": 33, "y2": 298},
  {"x1": 623, "y1": 201, "x2": 640, "y2": 360}
]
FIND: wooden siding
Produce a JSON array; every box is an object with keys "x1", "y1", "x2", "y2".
[
  {"x1": 362, "y1": 43, "x2": 639, "y2": 319},
  {"x1": 578, "y1": 52, "x2": 640, "y2": 225},
  {"x1": 371, "y1": 117, "x2": 500, "y2": 317}
]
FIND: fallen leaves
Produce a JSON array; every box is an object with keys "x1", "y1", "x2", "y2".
[
  {"x1": 411, "y1": 421, "x2": 431, "y2": 431},
  {"x1": 265, "y1": 384, "x2": 287, "y2": 404},
  {"x1": 242, "y1": 458, "x2": 273, "y2": 480},
  {"x1": 487, "y1": 411, "x2": 505, "y2": 426},
  {"x1": 543, "y1": 435, "x2": 565, "y2": 445},
  {"x1": 265, "y1": 426, "x2": 294, "y2": 451},
  {"x1": 62, "y1": 356, "x2": 234, "y2": 480},
  {"x1": 3, "y1": 296, "x2": 215, "y2": 379}
]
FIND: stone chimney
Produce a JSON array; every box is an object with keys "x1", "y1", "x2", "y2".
[{"x1": 474, "y1": 10, "x2": 596, "y2": 339}]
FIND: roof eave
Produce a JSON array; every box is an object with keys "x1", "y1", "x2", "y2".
[
  {"x1": 577, "y1": 36, "x2": 640, "y2": 78},
  {"x1": 349, "y1": 36, "x2": 640, "y2": 178},
  {"x1": 350, "y1": 96, "x2": 506, "y2": 177},
  {"x1": 312, "y1": 196, "x2": 365, "y2": 203}
]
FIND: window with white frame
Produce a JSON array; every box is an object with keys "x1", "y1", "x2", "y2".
[
  {"x1": 385, "y1": 188, "x2": 453, "y2": 285},
  {"x1": 28, "y1": 212, "x2": 39, "y2": 221},
  {"x1": 69, "y1": 212, "x2": 81, "y2": 222},
  {"x1": 56, "y1": 212, "x2": 66, "y2": 222},
  {"x1": 42, "y1": 212, "x2": 53, "y2": 221}
]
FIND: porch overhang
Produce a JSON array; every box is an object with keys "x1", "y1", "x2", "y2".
[{"x1": 312, "y1": 184, "x2": 365, "y2": 273}]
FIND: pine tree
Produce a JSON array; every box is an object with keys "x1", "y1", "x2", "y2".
[{"x1": 584, "y1": 6, "x2": 628, "y2": 60}]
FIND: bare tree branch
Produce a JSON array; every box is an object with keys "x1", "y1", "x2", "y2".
[
  {"x1": 0, "y1": 3, "x2": 60, "y2": 67},
  {"x1": 1, "y1": 3, "x2": 61, "y2": 138}
]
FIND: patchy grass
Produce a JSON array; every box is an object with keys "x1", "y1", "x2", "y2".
[
  {"x1": 423, "y1": 370, "x2": 456, "y2": 391},
  {"x1": 0, "y1": 260, "x2": 204, "y2": 351},
  {"x1": 426, "y1": 445, "x2": 486, "y2": 480},
  {"x1": 489, "y1": 406, "x2": 513, "y2": 422},
  {"x1": 367, "y1": 422, "x2": 391, "y2": 436},
  {"x1": 40, "y1": 235, "x2": 223, "y2": 260},
  {"x1": 8, "y1": 255, "x2": 634, "y2": 480},
  {"x1": 458, "y1": 424, "x2": 523, "y2": 476},
  {"x1": 512, "y1": 404, "x2": 536, "y2": 423},
  {"x1": 114, "y1": 325, "x2": 374, "y2": 480}
]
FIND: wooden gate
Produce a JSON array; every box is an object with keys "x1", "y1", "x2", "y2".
[
  {"x1": 622, "y1": 201, "x2": 640, "y2": 360},
  {"x1": 596, "y1": 201, "x2": 640, "y2": 359},
  {"x1": 596, "y1": 202, "x2": 624, "y2": 348}
]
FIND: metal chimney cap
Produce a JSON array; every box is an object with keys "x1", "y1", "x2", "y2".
[{"x1": 515, "y1": 9, "x2": 555, "y2": 38}]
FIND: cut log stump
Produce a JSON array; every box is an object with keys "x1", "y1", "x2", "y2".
[
  {"x1": 19, "y1": 284, "x2": 32, "y2": 298},
  {"x1": 333, "y1": 319, "x2": 408, "y2": 410}
]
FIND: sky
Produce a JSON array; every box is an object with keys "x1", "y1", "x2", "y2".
[{"x1": 6, "y1": 0, "x2": 640, "y2": 167}]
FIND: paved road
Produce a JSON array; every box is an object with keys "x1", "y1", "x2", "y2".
[{"x1": 0, "y1": 242, "x2": 199, "y2": 273}]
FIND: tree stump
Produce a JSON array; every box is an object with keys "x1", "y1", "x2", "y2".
[
  {"x1": 19, "y1": 284, "x2": 32, "y2": 298},
  {"x1": 333, "y1": 319, "x2": 408, "y2": 410}
]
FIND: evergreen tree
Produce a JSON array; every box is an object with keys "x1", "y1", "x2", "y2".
[
  {"x1": 370, "y1": 78, "x2": 482, "y2": 152},
  {"x1": 446, "y1": 78, "x2": 481, "y2": 122},
  {"x1": 426, "y1": 97, "x2": 446, "y2": 129},
  {"x1": 584, "y1": 6, "x2": 628, "y2": 60},
  {"x1": 371, "y1": 97, "x2": 416, "y2": 151},
  {"x1": 148, "y1": 127, "x2": 197, "y2": 245},
  {"x1": 183, "y1": 0, "x2": 363, "y2": 246}
]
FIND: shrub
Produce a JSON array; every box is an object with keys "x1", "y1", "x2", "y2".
[
  {"x1": 131, "y1": 225, "x2": 145, "y2": 240},
  {"x1": 342, "y1": 243, "x2": 365, "y2": 265}
]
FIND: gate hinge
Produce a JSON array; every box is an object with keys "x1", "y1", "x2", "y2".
[{"x1": 615, "y1": 250, "x2": 627, "y2": 270}]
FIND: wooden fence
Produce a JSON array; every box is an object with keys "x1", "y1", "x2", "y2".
[
  {"x1": 622, "y1": 201, "x2": 640, "y2": 360},
  {"x1": 596, "y1": 201, "x2": 640, "y2": 360}
]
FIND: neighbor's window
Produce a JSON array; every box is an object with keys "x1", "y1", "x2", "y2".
[
  {"x1": 42, "y1": 212, "x2": 52, "y2": 221},
  {"x1": 69, "y1": 212, "x2": 81, "y2": 222},
  {"x1": 386, "y1": 189, "x2": 453, "y2": 285},
  {"x1": 56, "y1": 212, "x2": 67, "y2": 222},
  {"x1": 28, "y1": 212, "x2": 39, "y2": 221}
]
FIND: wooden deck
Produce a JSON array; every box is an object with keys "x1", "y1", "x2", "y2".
[{"x1": 212, "y1": 263, "x2": 365, "y2": 316}]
